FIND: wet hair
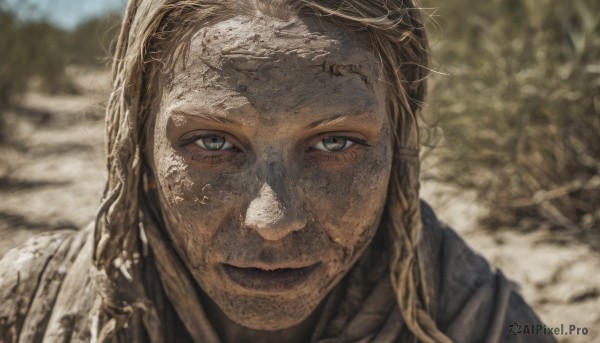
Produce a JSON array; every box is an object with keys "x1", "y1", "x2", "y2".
[{"x1": 95, "y1": 0, "x2": 448, "y2": 341}]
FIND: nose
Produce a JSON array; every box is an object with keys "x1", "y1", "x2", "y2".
[{"x1": 243, "y1": 183, "x2": 307, "y2": 241}]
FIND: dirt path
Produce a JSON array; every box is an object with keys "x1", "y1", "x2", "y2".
[{"x1": 0, "y1": 67, "x2": 598, "y2": 342}]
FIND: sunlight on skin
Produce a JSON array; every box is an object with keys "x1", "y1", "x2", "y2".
[{"x1": 147, "y1": 14, "x2": 393, "y2": 343}]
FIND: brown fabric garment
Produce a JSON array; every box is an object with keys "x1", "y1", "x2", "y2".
[{"x1": 0, "y1": 203, "x2": 557, "y2": 342}]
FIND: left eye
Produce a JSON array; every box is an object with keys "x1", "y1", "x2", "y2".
[
  {"x1": 194, "y1": 136, "x2": 234, "y2": 151},
  {"x1": 313, "y1": 136, "x2": 354, "y2": 152}
]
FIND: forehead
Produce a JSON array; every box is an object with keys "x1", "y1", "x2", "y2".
[{"x1": 163, "y1": 14, "x2": 384, "y2": 124}]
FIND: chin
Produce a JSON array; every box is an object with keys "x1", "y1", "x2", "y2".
[{"x1": 216, "y1": 292, "x2": 319, "y2": 331}]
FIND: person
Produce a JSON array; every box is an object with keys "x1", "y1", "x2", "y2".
[{"x1": 0, "y1": 0, "x2": 556, "y2": 342}]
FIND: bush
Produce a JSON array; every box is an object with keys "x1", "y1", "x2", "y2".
[
  {"x1": 0, "y1": 7, "x2": 31, "y2": 109},
  {"x1": 422, "y1": 0, "x2": 600, "y2": 234},
  {"x1": 0, "y1": 1, "x2": 121, "y2": 144},
  {"x1": 65, "y1": 12, "x2": 121, "y2": 67},
  {"x1": 0, "y1": 2, "x2": 72, "y2": 144},
  {"x1": 0, "y1": 1, "x2": 69, "y2": 107}
]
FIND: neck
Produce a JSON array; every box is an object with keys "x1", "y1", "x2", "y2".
[{"x1": 201, "y1": 292, "x2": 325, "y2": 343}]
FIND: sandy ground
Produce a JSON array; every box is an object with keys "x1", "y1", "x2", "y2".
[
  {"x1": 0, "y1": 67, "x2": 108, "y2": 255},
  {"x1": 0, "y1": 67, "x2": 598, "y2": 342}
]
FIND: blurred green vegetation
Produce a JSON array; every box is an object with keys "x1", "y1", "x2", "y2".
[
  {"x1": 0, "y1": 3, "x2": 66, "y2": 108},
  {"x1": 64, "y1": 14, "x2": 121, "y2": 66},
  {"x1": 422, "y1": 0, "x2": 600, "y2": 236},
  {"x1": 0, "y1": 0, "x2": 120, "y2": 141}
]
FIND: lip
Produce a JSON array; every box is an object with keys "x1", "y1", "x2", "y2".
[{"x1": 222, "y1": 263, "x2": 321, "y2": 293}]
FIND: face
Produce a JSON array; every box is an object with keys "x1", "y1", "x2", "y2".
[{"x1": 149, "y1": 14, "x2": 393, "y2": 330}]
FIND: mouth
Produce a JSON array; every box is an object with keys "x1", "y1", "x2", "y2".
[{"x1": 222, "y1": 263, "x2": 320, "y2": 293}]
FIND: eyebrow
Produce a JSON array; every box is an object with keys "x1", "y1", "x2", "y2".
[
  {"x1": 305, "y1": 108, "x2": 374, "y2": 130},
  {"x1": 169, "y1": 108, "x2": 243, "y2": 126},
  {"x1": 306, "y1": 114, "x2": 353, "y2": 129},
  {"x1": 170, "y1": 106, "x2": 375, "y2": 129}
]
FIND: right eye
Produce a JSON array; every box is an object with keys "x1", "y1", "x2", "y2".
[
  {"x1": 313, "y1": 136, "x2": 355, "y2": 152},
  {"x1": 194, "y1": 135, "x2": 234, "y2": 151}
]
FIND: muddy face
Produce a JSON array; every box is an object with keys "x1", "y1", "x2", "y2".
[{"x1": 149, "y1": 14, "x2": 393, "y2": 331}]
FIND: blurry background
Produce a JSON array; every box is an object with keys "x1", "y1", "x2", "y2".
[
  {"x1": 0, "y1": 0, "x2": 598, "y2": 341},
  {"x1": 0, "y1": 0, "x2": 121, "y2": 253}
]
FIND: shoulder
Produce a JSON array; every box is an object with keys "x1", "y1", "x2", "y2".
[
  {"x1": 419, "y1": 201, "x2": 556, "y2": 343},
  {"x1": 0, "y1": 224, "x2": 95, "y2": 343}
]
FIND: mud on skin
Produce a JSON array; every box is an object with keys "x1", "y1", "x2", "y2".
[{"x1": 147, "y1": 13, "x2": 393, "y2": 340}]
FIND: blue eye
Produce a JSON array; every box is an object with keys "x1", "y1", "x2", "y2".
[
  {"x1": 314, "y1": 137, "x2": 354, "y2": 152},
  {"x1": 194, "y1": 136, "x2": 234, "y2": 151}
]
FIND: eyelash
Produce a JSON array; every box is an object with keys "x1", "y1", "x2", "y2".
[
  {"x1": 195, "y1": 135, "x2": 235, "y2": 151},
  {"x1": 182, "y1": 133, "x2": 369, "y2": 153},
  {"x1": 181, "y1": 133, "x2": 238, "y2": 151},
  {"x1": 308, "y1": 135, "x2": 369, "y2": 153}
]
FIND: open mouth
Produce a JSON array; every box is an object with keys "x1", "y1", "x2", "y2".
[{"x1": 222, "y1": 263, "x2": 320, "y2": 292}]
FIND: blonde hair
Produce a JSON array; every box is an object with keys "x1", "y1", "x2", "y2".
[{"x1": 95, "y1": 0, "x2": 449, "y2": 341}]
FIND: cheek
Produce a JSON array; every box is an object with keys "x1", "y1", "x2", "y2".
[
  {"x1": 153, "y1": 142, "x2": 249, "y2": 262},
  {"x1": 301, "y1": 147, "x2": 391, "y2": 248}
]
